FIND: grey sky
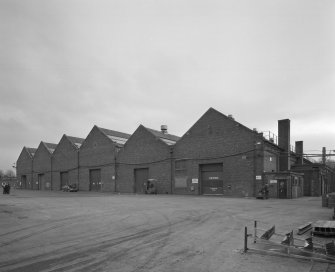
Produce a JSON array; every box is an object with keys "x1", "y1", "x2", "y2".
[{"x1": 1, "y1": 0, "x2": 334, "y2": 171}]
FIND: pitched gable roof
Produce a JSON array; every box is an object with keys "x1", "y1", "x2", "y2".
[
  {"x1": 97, "y1": 126, "x2": 131, "y2": 147},
  {"x1": 66, "y1": 135, "x2": 85, "y2": 149},
  {"x1": 43, "y1": 142, "x2": 57, "y2": 154},
  {"x1": 145, "y1": 127, "x2": 180, "y2": 146},
  {"x1": 26, "y1": 147, "x2": 37, "y2": 158}
]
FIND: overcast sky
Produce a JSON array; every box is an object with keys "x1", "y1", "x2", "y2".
[{"x1": 0, "y1": 0, "x2": 334, "y2": 172}]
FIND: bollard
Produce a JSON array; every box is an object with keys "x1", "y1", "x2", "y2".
[
  {"x1": 244, "y1": 226, "x2": 248, "y2": 252},
  {"x1": 254, "y1": 221, "x2": 257, "y2": 243}
]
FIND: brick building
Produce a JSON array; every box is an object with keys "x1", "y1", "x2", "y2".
[
  {"x1": 32, "y1": 142, "x2": 57, "y2": 190},
  {"x1": 52, "y1": 135, "x2": 84, "y2": 190},
  {"x1": 173, "y1": 108, "x2": 260, "y2": 197},
  {"x1": 79, "y1": 125, "x2": 130, "y2": 192},
  {"x1": 172, "y1": 108, "x2": 305, "y2": 198},
  {"x1": 16, "y1": 147, "x2": 36, "y2": 189},
  {"x1": 291, "y1": 141, "x2": 335, "y2": 196},
  {"x1": 16, "y1": 107, "x2": 333, "y2": 198},
  {"x1": 117, "y1": 125, "x2": 179, "y2": 194}
]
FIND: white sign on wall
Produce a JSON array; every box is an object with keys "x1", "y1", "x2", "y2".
[
  {"x1": 192, "y1": 178, "x2": 198, "y2": 184},
  {"x1": 256, "y1": 175, "x2": 262, "y2": 180},
  {"x1": 270, "y1": 180, "x2": 277, "y2": 184}
]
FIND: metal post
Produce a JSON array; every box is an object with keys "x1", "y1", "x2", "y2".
[
  {"x1": 244, "y1": 226, "x2": 248, "y2": 253},
  {"x1": 254, "y1": 221, "x2": 257, "y2": 243}
]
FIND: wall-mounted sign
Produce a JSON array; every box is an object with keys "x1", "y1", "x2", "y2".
[
  {"x1": 209, "y1": 177, "x2": 219, "y2": 180},
  {"x1": 270, "y1": 180, "x2": 277, "y2": 184},
  {"x1": 192, "y1": 178, "x2": 198, "y2": 184},
  {"x1": 256, "y1": 175, "x2": 262, "y2": 180}
]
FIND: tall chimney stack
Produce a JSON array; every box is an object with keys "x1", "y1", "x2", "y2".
[
  {"x1": 278, "y1": 119, "x2": 291, "y2": 171},
  {"x1": 295, "y1": 141, "x2": 303, "y2": 165},
  {"x1": 322, "y1": 147, "x2": 326, "y2": 165}
]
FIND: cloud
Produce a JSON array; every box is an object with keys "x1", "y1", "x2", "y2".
[{"x1": 0, "y1": 0, "x2": 334, "y2": 170}]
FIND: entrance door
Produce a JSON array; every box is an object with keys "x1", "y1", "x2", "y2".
[
  {"x1": 60, "y1": 171, "x2": 69, "y2": 189},
  {"x1": 89, "y1": 169, "x2": 101, "y2": 191},
  {"x1": 21, "y1": 175, "x2": 27, "y2": 189},
  {"x1": 134, "y1": 168, "x2": 149, "y2": 193},
  {"x1": 37, "y1": 174, "x2": 44, "y2": 190},
  {"x1": 201, "y1": 164, "x2": 223, "y2": 195},
  {"x1": 278, "y1": 179, "x2": 287, "y2": 198}
]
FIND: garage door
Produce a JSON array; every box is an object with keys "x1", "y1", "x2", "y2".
[
  {"x1": 89, "y1": 169, "x2": 101, "y2": 192},
  {"x1": 134, "y1": 168, "x2": 149, "y2": 194},
  {"x1": 201, "y1": 164, "x2": 223, "y2": 195},
  {"x1": 21, "y1": 175, "x2": 27, "y2": 189},
  {"x1": 60, "y1": 171, "x2": 69, "y2": 189},
  {"x1": 37, "y1": 174, "x2": 44, "y2": 190}
]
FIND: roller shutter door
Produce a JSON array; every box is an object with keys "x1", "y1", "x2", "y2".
[
  {"x1": 89, "y1": 169, "x2": 101, "y2": 192},
  {"x1": 60, "y1": 171, "x2": 69, "y2": 189},
  {"x1": 201, "y1": 164, "x2": 223, "y2": 195},
  {"x1": 134, "y1": 168, "x2": 149, "y2": 194}
]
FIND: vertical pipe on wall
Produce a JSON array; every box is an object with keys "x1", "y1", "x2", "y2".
[
  {"x1": 31, "y1": 157, "x2": 34, "y2": 190},
  {"x1": 50, "y1": 155, "x2": 53, "y2": 191},
  {"x1": 77, "y1": 149, "x2": 80, "y2": 191},
  {"x1": 170, "y1": 147, "x2": 173, "y2": 194},
  {"x1": 114, "y1": 152, "x2": 117, "y2": 193}
]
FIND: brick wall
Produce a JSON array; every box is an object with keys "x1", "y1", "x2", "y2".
[
  {"x1": 32, "y1": 143, "x2": 52, "y2": 190},
  {"x1": 52, "y1": 136, "x2": 79, "y2": 190},
  {"x1": 173, "y1": 108, "x2": 259, "y2": 197},
  {"x1": 16, "y1": 148, "x2": 33, "y2": 189},
  {"x1": 79, "y1": 126, "x2": 117, "y2": 192},
  {"x1": 117, "y1": 125, "x2": 172, "y2": 194}
]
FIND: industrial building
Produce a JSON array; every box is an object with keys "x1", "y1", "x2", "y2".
[
  {"x1": 78, "y1": 125, "x2": 130, "y2": 192},
  {"x1": 32, "y1": 142, "x2": 57, "y2": 190},
  {"x1": 117, "y1": 125, "x2": 179, "y2": 194},
  {"x1": 52, "y1": 135, "x2": 84, "y2": 191},
  {"x1": 16, "y1": 147, "x2": 36, "y2": 189},
  {"x1": 16, "y1": 107, "x2": 335, "y2": 198}
]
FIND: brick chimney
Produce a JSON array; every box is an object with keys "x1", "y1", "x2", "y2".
[
  {"x1": 295, "y1": 141, "x2": 303, "y2": 165},
  {"x1": 278, "y1": 119, "x2": 290, "y2": 171}
]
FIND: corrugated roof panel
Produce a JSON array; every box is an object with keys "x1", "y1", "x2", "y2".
[
  {"x1": 161, "y1": 138, "x2": 177, "y2": 145},
  {"x1": 107, "y1": 135, "x2": 128, "y2": 145},
  {"x1": 145, "y1": 127, "x2": 180, "y2": 145},
  {"x1": 44, "y1": 142, "x2": 57, "y2": 154},
  {"x1": 98, "y1": 127, "x2": 131, "y2": 140}
]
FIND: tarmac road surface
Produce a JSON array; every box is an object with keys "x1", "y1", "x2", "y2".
[{"x1": 0, "y1": 190, "x2": 334, "y2": 272}]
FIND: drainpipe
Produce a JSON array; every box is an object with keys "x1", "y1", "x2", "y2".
[
  {"x1": 31, "y1": 157, "x2": 34, "y2": 190},
  {"x1": 50, "y1": 155, "x2": 53, "y2": 191},
  {"x1": 114, "y1": 153, "x2": 117, "y2": 193},
  {"x1": 170, "y1": 147, "x2": 173, "y2": 194},
  {"x1": 77, "y1": 150, "x2": 80, "y2": 191}
]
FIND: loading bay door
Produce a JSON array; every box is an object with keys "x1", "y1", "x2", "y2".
[
  {"x1": 134, "y1": 168, "x2": 149, "y2": 194},
  {"x1": 201, "y1": 164, "x2": 223, "y2": 195},
  {"x1": 37, "y1": 174, "x2": 44, "y2": 190},
  {"x1": 89, "y1": 169, "x2": 101, "y2": 192},
  {"x1": 60, "y1": 171, "x2": 69, "y2": 189},
  {"x1": 21, "y1": 175, "x2": 27, "y2": 189}
]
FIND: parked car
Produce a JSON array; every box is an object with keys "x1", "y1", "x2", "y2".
[{"x1": 62, "y1": 184, "x2": 78, "y2": 192}]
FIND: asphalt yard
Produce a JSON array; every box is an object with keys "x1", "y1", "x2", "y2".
[{"x1": 0, "y1": 190, "x2": 334, "y2": 272}]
